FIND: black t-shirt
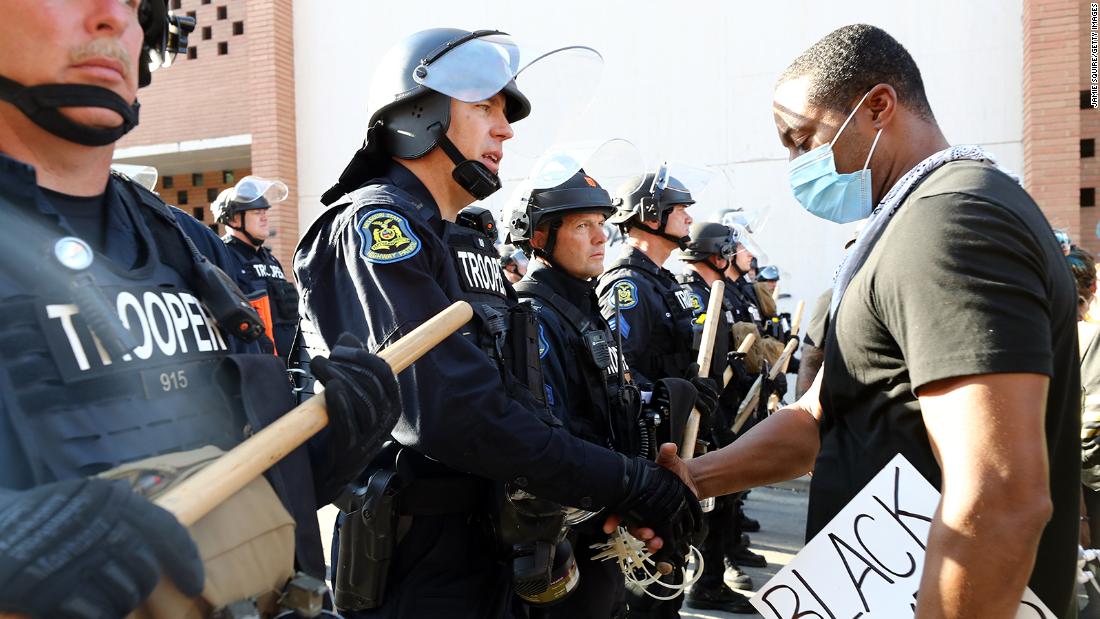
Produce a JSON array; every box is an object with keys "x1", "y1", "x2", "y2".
[
  {"x1": 812, "y1": 160, "x2": 1080, "y2": 615},
  {"x1": 40, "y1": 187, "x2": 108, "y2": 251}
]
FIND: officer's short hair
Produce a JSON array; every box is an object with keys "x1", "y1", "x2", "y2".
[{"x1": 778, "y1": 24, "x2": 935, "y2": 122}]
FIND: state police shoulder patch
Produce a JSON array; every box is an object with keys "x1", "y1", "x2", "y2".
[
  {"x1": 689, "y1": 292, "x2": 704, "y2": 313},
  {"x1": 357, "y1": 209, "x2": 421, "y2": 264},
  {"x1": 611, "y1": 279, "x2": 639, "y2": 310}
]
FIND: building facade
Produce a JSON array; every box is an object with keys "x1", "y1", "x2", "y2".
[{"x1": 117, "y1": 0, "x2": 1091, "y2": 304}]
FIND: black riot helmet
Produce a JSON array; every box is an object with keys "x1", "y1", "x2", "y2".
[
  {"x1": 212, "y1": 176, "x2": 288, "y2": 246},
  {"x1": 608, "y1": 165, "x2": 694, "y2": 249},
  {"x1": 507, "y1": 170, "x2": 613, "y2": 260},
  {"x1": 322, "y1": 28, "x2": 532, "y2": 205},
  {"x1": 0, "y1": 0, "x2": 194, "y2": 147},
  {"x1": 676, "y1": 222, "x2": 736, "y2": 263}
]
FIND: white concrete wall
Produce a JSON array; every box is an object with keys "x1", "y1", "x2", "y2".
[{"x1": 295, "y1": 0, "x2": 1023, "y2": 314}]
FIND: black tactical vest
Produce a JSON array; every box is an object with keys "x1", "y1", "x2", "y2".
[
  {"x1": 599, "y1": 252, "x2": 697, "y2": 380},
  {"x1": 441, "y1": 219, "x2": 548, "y2": 414},
  {"x1": 0, "y1": 191, "x2": 244, "y2": 485},
  {"x1": 514, "y1": 279, "x2": 627, "y2": 447}
]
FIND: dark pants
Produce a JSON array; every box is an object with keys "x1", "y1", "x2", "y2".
[
  {"x1": 528, "y1": 531, "x2": 626, "y2": 619},
  {"x1": 334, "y1": 512, "x2": 516, "y2": 619},
  {"x1": 695, "y1": 494, "x2": 738, "y2": 591}
]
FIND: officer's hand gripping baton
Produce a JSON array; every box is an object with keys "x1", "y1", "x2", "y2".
[
  {"x1": 678, "y1": 280, "x2": 724, "y2": 460},
  {"x1": 731, "y1": 336, "x2": 798, "y2": 434},
  {"x1": 722, "y1": 332, "x2": 756, "y2": 388},
  {"x1": 157, "y1": 300, "x2": 473, "y2": 527}
]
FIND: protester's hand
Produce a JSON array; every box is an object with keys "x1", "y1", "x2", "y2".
[
  {"x1": 0, "y1": 478, "x2": 204, "y2": 618},
  {"x1": 311, "y1": 333, "x2": 402, "y2": 493}
]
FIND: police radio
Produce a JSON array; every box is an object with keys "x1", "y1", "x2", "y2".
[{"x1": 456, "y1": 205, "x2": 498, "y2": 240}]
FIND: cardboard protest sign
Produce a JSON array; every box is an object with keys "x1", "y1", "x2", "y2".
[{"x1": 750, "y1": 454, "x2": 1054, "y2": 618}]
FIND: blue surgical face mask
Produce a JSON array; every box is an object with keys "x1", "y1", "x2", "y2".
[{"x1": 787, "y1": 91, "x2": 883, "y2": 224}]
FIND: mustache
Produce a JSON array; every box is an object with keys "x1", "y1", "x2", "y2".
[{"x1": 71, "y1": 38, "x2": 133, "y2": 79}]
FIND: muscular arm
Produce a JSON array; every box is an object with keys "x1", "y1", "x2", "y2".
[
  {"x1": 683, "y1": 367, "x2": 823, "y2": 499},
  {"x1": 795, "y1": 344, "x2": 824, "y2": 399},
  {"x1": 914, "y1": 372, "x2": 1052, "y2": 619}
]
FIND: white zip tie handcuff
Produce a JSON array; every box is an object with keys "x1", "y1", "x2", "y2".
[{"x1": 590, "y1": 526, "x2": 704, "y2": 600}]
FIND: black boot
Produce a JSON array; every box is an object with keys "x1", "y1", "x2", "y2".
[
  {"x1": 730, "y1": 533, "x2": 767, "y2": 568},
  {"x1": 737, "y1": 505, "x2": 760, "y2": 532},
  {"x1": 686, "y1": 584, "x2": 755, "y2": 614}
]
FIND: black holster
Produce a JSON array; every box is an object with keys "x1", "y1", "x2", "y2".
[{"x1": 332, "y1": 468, "x2": 400, "y2": 611}]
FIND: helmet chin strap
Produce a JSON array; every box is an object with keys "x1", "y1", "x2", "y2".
[
  {"x1": 428, "y1": 123, "x2": 502, "y2": 200},
  {"x1": 227, "y1": 221, "x2": 265, "y2": 247},
  {"x1": 700, "y1": 257, "x2": 729, "y2": 278},
  {"x1": 0, "y1": 76, "x2": 140, "y2": 146}
]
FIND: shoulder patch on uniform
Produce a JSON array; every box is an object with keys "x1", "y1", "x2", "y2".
[
  {"x1": 538, "y1": 323, "x2": 550, "y2": 359},
  {"x1": 356, "y1": 209, "x2": 421, "y2": 264},
  {"x1": 689, "y1": 292, "x2": 704, "y2": 313},
  {"x1": 611, "y1": 279, "x2": 639, "y2": 310}
]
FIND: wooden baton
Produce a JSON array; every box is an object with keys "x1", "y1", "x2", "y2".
[
  {"x1": 157, "y1": 300, "x2": 473, "y2": 526},
  {"x1": 731, "y1": 336, "x2": 799, "y2": 434},
  {"x1": 679, "y1": 280, "x2": 724, "y2": 459},
  {"x1": 722, "y1": 332, "x2": 756, "y2": 389}
]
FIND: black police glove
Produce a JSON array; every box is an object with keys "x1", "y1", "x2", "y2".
[
  {"x1": 768, "y1": 372, "x2": 788, "y2": 400},
  {"x1": 614, "y1": 455, "x2": 704, "y2": 564},
  {"x1": 0, "y1": 478, "x2": 203, "y2": 618},
  {"x1": 688, "y1": 371, "x2": 719, "y2": 422},
  {"x1": 310, "y1": 333, "x2": 402, "y2": 501}
]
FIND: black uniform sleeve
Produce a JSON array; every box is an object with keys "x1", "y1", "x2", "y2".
[
  {"x1": 873, "y1": 192, "x2": 1054, "y2": 391},
  {"x1": 599, "y1": 275, "x2": 659, "y2": 387},
  {"x1": 334, "y1": 206, "x2": 625, "y2": 509}
]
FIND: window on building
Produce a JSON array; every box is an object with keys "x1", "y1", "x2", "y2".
[
  {"x1": 187, "y1": 46, "x2": 198, "y2": 60},
  {"x1": 170, "y1": 0, "x2": 181, "y2": 9},
  {"x1": 1083, "y1": 188, "x2": 1096, "y2": 208},
  {"x1": 1084, "y1": 139, "x2": 1096, "y2": 158},
  {"x1": 192, "y1": 172, "x2": 204, "y2": 186},
  {"x1": 1084, "y1": 90, "x2": 1093, "y2": 110},
  {"x1": 202, "y1": 0, "x2": 211, "y2": 4},
  {"x1": 233, "y1": 21, "x2": 244, "y2": 36},
  {"x1": 162, "y1": 175, "x2": 174, "y2": 189},
  {"x1": 222, "y1": 170, "x2": 235, "y2": 184},
  {"x1": 186, "y1": 10, "x2": 196, "y2": 20},
  {"x1": 193, "y1": 207, "x2": 205, "y2": 221},
  {"x1": 217, "y1": 5, "x2": 227, "y2": 19},
  {"x1": 177, "y1": 190, "x2": 189, "y2": 205},
  {"x1": 207, "y1": 188, "x2": 219, "y2": 202},
  {"x1": 202, "y1": 26, "x2": 212, "y2": 40},
  {"x1": 218, "y1": 42, "x2": 229, "y2": 56}
]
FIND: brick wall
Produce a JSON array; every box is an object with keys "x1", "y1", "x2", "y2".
[
  {"x1": 154, "y1": 167, "x2": 251, "y2": 231},
  {"x1": 118, "y1": 0, "x2": 252, "y2": 147},
  {"x1": 115, "y1": 0, "x2": 299, "y2": 274},
  {"x1": 1022, "y1": 0, "x2": 1087, "y2": 251},
  {"x1": 245, "y1": 0, "x2": 299, "y2": 275}
]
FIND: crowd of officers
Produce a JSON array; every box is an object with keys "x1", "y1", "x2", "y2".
[{"x1": 0, "y1": 7, "x2": 844, "y2": 619}]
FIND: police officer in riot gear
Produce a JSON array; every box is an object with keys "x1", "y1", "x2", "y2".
[
  {"x1": 674, "y1": 223, "x2": 756, "y2": 613},
  {"x1": 214, "y1": 176, "x2": 300, "y2": 360},
  {"x1": 596, "y1": 168, "x2": 721, "y2": 618},
  {"x1": 0, "y1": 3, "x2": 400, "y2": 617},
  {"x1": 294, "y1": 29, "x2": 702, "y2": 619},
  {"x1": 508, "y1": 168, "x2": 656, "y2": 617}
]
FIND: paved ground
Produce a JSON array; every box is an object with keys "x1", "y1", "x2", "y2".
[
  {"x1": 680, "y1": 478, "x2": 809, "y2": 619},
  {"x1": 317, "y1": 476, "x2": 811, "y2": 618}
]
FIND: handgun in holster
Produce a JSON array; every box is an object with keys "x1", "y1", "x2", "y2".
[{"x1": 332, "y1": 468, "x2": 400, "y2": 611}]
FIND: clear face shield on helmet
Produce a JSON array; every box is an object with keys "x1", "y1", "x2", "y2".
[
  {"x1": 729, "y1": 222, "x2": 768, "y2": 266},
  {"x1": 409, "y1": 33, "x2": 522, "y2": 105},
  {"x1": 232, "y1": 176, "x2": 289, "y2": 207},
  {"x1": 505, "y1": 139, "x2": 643, "y2": 258},
  {"x1": 110, "y1": 164, "x2": 159, "y2": 193}
]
